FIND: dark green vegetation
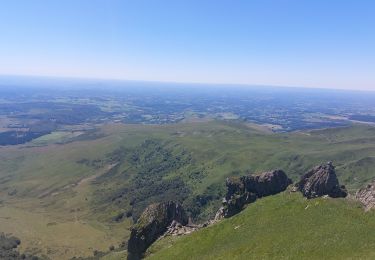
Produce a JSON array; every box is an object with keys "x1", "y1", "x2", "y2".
[
  {"x1": 91, "y1": 122, "x2": 375, "y2": 223},
  {"x1": 0, "y1": 130, "x2": 50, "y2": 146},
  {"x1": 0, "y1": 233, "x2": 39, "y2": 259},
  {"x1": 0, "y1": 101, "x2": 106, "y2": 145},
  {"x1": 1, "y1": 121, "x2": 375, "y2": 258},
  {"x1": 147, "y1": 192, "x2": 375, "y2": 260},
  {"x1": 94, "y1": 140, "x2": 193, "y2": 221}
]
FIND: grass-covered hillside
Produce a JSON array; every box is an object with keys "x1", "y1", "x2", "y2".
[
  {"x1": 0, "y1": 121, "x2": 375, "y2": 258},
  {"x1": 147, "y1": 192, "x2": 375, "y2": 260},
  {"x1": 91, "y1": 121, "x2": 375, "y2": 223}
]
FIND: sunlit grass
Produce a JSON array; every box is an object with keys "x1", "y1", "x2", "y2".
[{"x1": 148, "y1": 192, "x2": 375, "y2": 260}]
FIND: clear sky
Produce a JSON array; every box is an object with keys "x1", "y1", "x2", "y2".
[{"x1": 0, "y1": 0, "x2": 374, "y2": 90}]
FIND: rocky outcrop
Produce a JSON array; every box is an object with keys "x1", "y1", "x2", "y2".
[
  {"x1": 356, "y1": 180, "x2": 375, "y2": 211},
  {"x1": 295, "y1": 162, "x2": 347, "y2": 199},
  {"x1": 162, "y1": 220, "x2": 200, "y2": 237},
  {"x1": 127, "y1": 201, "x2": 188, "y2": 260},
  {"x1": 218, "y1": 170, "x2": 292, "y2": 218}
]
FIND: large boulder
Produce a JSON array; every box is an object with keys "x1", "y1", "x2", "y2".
[
  {"x1": 296, "y1": 162, "x2": 347, "y2": 199},
  {"x1": 242, "y1": 169, "x2": 293, "y2": 198},
  {"x1": 127, "y1": 201, "x2": 188, "y2": 260},
  {"x1": 356, "y1": 180, "x2": 375, "y2": 211},
  {"x1": 220, "y1": 170, "x2": 292, "y2": 218}
]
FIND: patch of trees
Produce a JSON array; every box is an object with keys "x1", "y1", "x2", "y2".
[
  {"x1": 93, "y1": 139, "x2": 192, "y2": 222},
  {"x1": 0, "y1": 233, "x2": 39, "y2": 259},
  {"x1": 129, "y1": 176, "x2": 190, "y2": 221},
  {"x1": 76, "y1": 158, "x2": 103, "y2": 169},
  {"x1": 184, "y1": 182, "x2": 225, "y2": 220},
  {"x1": 13, "y1": 104, "x2": 104, "y2": 125},
  {"x1": 0, "y1": 130, "x2": 50, "y2": 145},
  {"x1": 2, "y1": 102, "x2": 106, "y2": 125}
]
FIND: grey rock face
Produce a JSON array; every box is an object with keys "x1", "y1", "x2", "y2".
[
  {"x1": 127, "y1": 201, "x2": 188, "y2": 260},
  {"x1": 296, "y1": 162, "x2": 347, "y2": 199},
  {"x1": 242, "y1": 169, "x2": 293, "y2": 198},
  {"x1": 219, "y1": 170, "x2": 292, "y2": 218},
  {"x1": 356, "y1": 180, "x2": 375, "y2": 211},
  {"x1": 162, "y1": 220, "x2": 200, "y2": 237}
]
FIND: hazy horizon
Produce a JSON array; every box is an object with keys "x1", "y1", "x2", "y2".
[
  {"x1": 2, "y1": 73, "x2": 375, "y2": 93},
  {"x1": 1, "y1": 1, "x2": 374, "y2": 90}
]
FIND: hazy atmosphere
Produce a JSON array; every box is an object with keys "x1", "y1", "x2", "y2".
[
  {"x1": 1, "y1": 0, "x2": 375, "y2": 90},
  {"x1": 1, "y1": 1, "x2": 375, "y2": 260}
]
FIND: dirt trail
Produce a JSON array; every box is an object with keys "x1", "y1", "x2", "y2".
[{"x1": 76, "y1": 163, "x2": 117, "y2": 188}]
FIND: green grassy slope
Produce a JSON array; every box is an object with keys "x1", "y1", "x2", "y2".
[
  {"x1": 0, "y1": 127, "x2": 132, "y2": 259},
  {"x1": 147, "y1": 192, "x2": 375, "y2": 260},
  {"x1": 1, "y1": 121, "x2": 375, "y2": 258},
  {"x1": 92, "y1": 121, "x2": 375, "y2": 221}
]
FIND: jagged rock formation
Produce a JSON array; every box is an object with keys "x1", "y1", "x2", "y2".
[
  {"x1": 217, "y1": 169, "x2": 292, "y2": 218},
  {"x1": 127, "y1": 201, "x2": 188, "y2": 260},
  {"x1": 126, "y1": 165, "x2": 351, "y2": 258},
  {"x1": 295, "y1": 162, "x2": 347, "y2": 199},
  {"x1": 356, "y1": 180, "x2": 375, "y2": 211},
  {"x1": 161, "y1": 220, "x2": 200, "y2": 237},
  {"x1": 128, "y1": 170, "x2": 292, "y2": 258}
]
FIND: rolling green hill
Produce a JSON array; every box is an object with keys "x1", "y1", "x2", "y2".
[
  {"x1": 90, "y1": 121, "x2": 375, "y2": 222},
  {"x1": 0, "y1": 121, "x2": 375, "y2": 259},
  {"x1": 146, "y1": 192, "x2": 375, "y2": 260}
]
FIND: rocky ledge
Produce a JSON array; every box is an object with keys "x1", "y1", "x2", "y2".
[
  {"x1": 295, "y1": 162, "x2": 347, "y2": 199},
  {"x1": 216, "y1": 169, "x2": 292, "y2": 218},
  {"x1": 127, "y1": 201, "x2": 188, "y2": 260},
  {"x1": 126, "y1": 163, "x2": 354, "y2": 259},
  {"x1": 356, "y1": 180, "x2": 375, "y2": 211},
  {"x1": 161, "y1": 220, "x2": 200, "y2": 237}
]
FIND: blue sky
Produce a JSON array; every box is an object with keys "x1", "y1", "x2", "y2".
[{"x1": 0, "y1": 0, "x2": 374, "y2": 90}]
